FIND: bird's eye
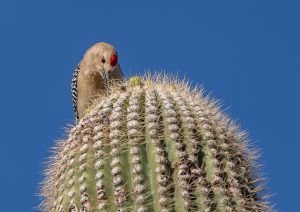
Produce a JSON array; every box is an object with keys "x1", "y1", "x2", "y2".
[
  {"x1": 101, "y1": 58, "x2": 106, "y2": 63},
  {"x1": 110, "y1": 54, "x2": 118, "y2": 67}
]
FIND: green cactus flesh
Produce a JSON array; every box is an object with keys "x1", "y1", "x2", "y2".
[{"x1": 41, "y1": 76, "x2": 269, "y2": 212}]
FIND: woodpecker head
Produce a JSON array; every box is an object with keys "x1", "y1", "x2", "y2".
[{"x1": 82, "y1": 42, "x2": 120, "y2": 85}]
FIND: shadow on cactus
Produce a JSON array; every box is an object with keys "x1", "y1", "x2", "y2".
[{"x1": 40, "y1": 74, "x2": 270, "y2": 212}]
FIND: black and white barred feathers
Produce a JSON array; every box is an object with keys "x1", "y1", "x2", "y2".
[{"x1": 71, "y1": 64, "x2": 80, "y2": 122}]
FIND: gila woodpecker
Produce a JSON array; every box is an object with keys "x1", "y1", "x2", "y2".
[{"x1": 71, "y1": 42, "x2": 123, "y2": 122}]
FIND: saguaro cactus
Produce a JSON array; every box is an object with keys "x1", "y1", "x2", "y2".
[{"x1": 41, "y1": 75, "x2": 269, "y2": 212}]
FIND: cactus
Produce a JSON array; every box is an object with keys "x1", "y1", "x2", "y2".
[{"x1": 40, "y1": 75, "x2": 269, "y2": 212}]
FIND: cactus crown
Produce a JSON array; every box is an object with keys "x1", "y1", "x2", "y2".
[{"x1": 40, "y1": 74, "x2": 269, "y2": 212}]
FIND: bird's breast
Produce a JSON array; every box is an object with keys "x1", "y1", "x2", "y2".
[{"x1": 77, "y1": 71, "x2": 106, "y2": 117}]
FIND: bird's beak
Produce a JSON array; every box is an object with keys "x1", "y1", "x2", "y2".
[{"x1": 102, "y1": 70, "x2": 111, "y2": 86}]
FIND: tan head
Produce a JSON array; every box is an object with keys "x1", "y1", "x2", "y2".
[{"x1": 80, "y1": 42, "x2": 120, "y2": 84}]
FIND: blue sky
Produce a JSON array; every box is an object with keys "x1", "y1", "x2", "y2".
[{"x1": 0, "y1": 1, "x2": 299, "y2": 211}]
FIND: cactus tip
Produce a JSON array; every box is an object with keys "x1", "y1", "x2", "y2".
[{"x1": 129, "y1": 76, "x2": 142, "y2": 87}]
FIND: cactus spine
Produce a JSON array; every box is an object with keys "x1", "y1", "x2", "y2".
[{"x1": 41, "y1": 76, "x2": 269, "y2": 212}]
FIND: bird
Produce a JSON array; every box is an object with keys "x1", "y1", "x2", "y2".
[{"x1": 71, "y1": 42, "x2": 123, "y2": 122}]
